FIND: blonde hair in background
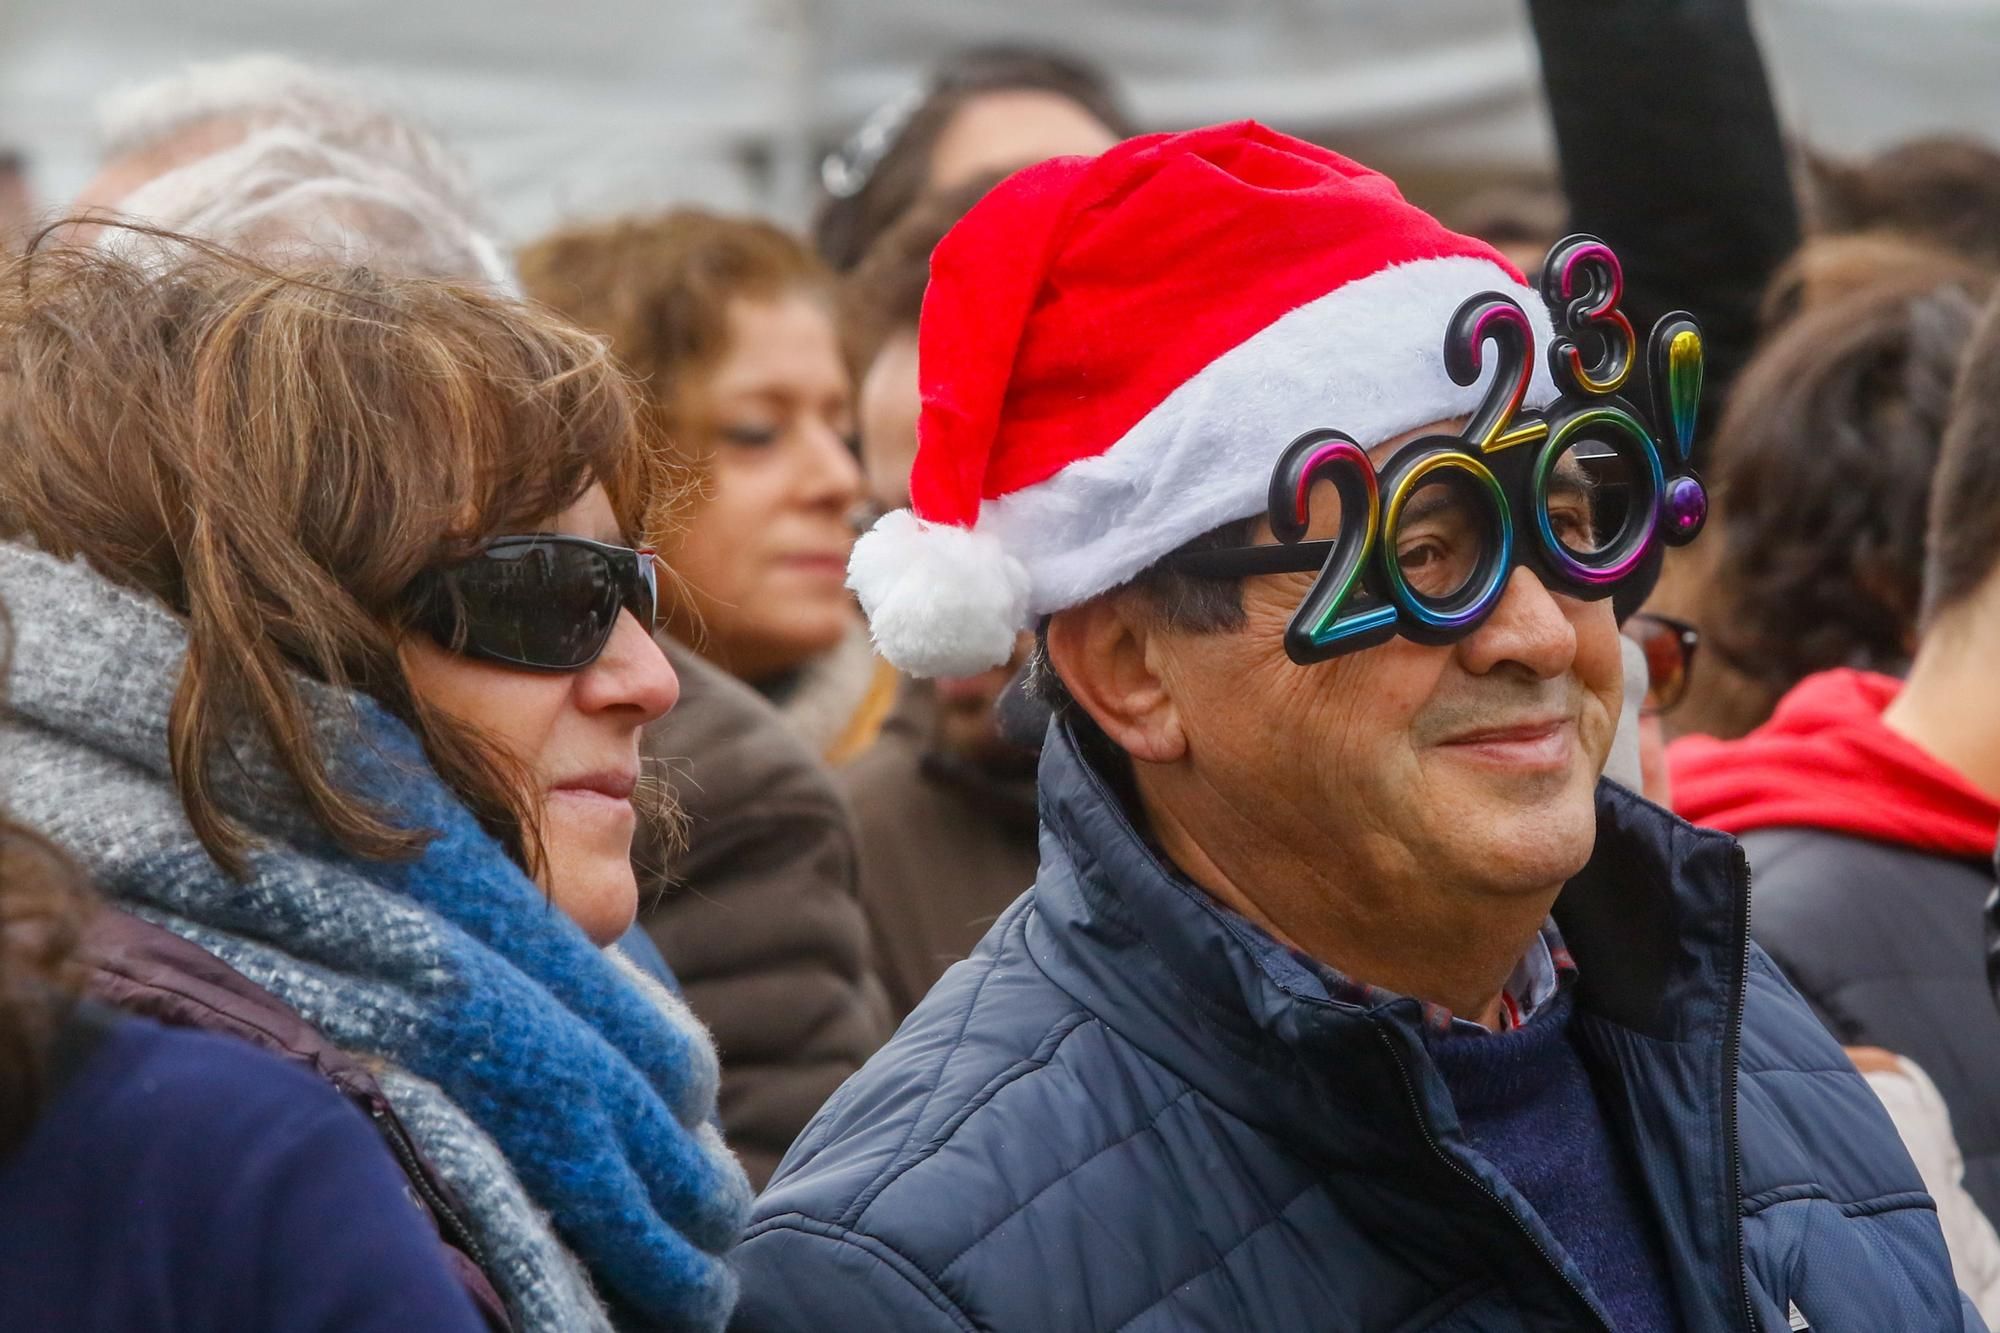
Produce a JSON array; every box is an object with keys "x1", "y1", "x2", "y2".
[{"x1": 517, "y1": 209, "x2": 838, "y2": 547}]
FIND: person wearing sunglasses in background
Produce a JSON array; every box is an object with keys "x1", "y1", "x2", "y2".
[
  {"x1": 1619, "y1": 611, "x2": 1697, "y2": 805},
  {"x1": 0, "y1": 240, "x2": 750, "y2": 1333}
]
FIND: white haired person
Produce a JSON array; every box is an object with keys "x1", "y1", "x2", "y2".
[{"x1": 69, "y1": 53, "x2": 508, "y2": 284}]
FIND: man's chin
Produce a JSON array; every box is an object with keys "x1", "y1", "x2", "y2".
[{"x1": 1425, "y1": 771, "x2": 1602, "y2": 890}]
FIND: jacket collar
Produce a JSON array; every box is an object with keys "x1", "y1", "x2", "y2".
[
  {"x1": 1028, "y1": 719, "x2": 1748, "y2": 1156},
  {"x1": 81, "y1": 906, "x2": 389, "y2": 1097}
]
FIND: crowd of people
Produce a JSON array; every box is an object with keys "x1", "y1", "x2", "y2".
[{"x1": 3, "y1": 3, "x2": 2000, "y2": 1329}]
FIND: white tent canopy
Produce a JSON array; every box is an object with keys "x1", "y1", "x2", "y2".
[{"x1": 4, "y1": 0, "x2": 1999, "y2": 243}]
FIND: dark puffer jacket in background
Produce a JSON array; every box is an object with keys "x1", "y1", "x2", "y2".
[
  {"x1": 637, "y1": 640, "x2": 891, "y2": 1187},
  {"x1": 1673, "y1": 669, "x2": 2000, "y2": 1221},
  {"x1": 733, "y1": 723, "x2": 1979, "y2": 1332},
  {"x1": 1744, "y1": 832, "x2": 2000, "y2": 1219}
]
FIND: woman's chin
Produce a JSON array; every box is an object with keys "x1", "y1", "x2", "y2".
[
  {"x1": 755, "y1": 596, "x2": 857, "y2": 653},
  {"x1": 543, "y1": 847, "x2": 641, "y2": 946}
]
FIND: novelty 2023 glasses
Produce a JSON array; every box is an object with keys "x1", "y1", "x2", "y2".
[{"x1": 1171, "y1": 234, "x2": 1708, "y2": 665}]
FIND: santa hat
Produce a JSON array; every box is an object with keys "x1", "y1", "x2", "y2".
[{"x1": 848, "y1": 120, "x2": 1559, "y2": 678}]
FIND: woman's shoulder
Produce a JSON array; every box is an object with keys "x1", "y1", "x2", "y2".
[
  {"x1": 57, "y1": 1005, "x2": 355, "y2": 1137},
  {"x1": 0, "y1": 1007, "x2": 490, "y2": 1332},
  {"x1": 16, "y1": 1006, "x2": 405, "y2": 1222}
]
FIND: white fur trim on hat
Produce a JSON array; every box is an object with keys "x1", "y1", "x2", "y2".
[
  {"x1": 981, "y1": 255, "x2": 1560, "y2": 616},
  {"x1": 848, "y1": 509, "x2": 1031, "y2": 677}
]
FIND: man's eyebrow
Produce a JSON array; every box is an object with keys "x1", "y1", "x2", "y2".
[
  {"x1": 1397, "y1": 473, "x2": 1504, "y2": 529},
  {"x1": 1546, "y1": 455, "x2": 1600, "y2": 498},
  {"x1": 1397, "y1": 486, "x2": 1457, "y2": 526}
]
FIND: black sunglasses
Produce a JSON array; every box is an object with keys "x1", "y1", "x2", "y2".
[
  {"x1": 1622, "y1": 612, "x2": 1699, "y2": 715},
  {"x1": 410, "y1": 535, "x2": 659, "y2": 673}
]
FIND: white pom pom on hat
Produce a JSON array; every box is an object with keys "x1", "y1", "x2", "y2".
[
  {"x1": 848, "y1": 510, "x2": 1031, "y2": 679},
  {"x1": 850, "y1": 121, "x2": 1558, "y2": 678}
]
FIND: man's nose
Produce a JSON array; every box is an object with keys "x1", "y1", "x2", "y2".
[{"x1": 1454, "y1": 566, "x2": 1578, "y2": 679}]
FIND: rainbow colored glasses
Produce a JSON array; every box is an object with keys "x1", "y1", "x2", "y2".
[{"x1": 1171, "y1": 234, "x2": 1708, "y2": 665}]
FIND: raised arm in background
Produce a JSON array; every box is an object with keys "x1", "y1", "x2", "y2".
[{"x1": 1527, "y1": 0, "x2": 1802, "y2": 459}]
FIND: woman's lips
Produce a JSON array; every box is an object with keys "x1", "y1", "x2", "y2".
[
  {"x1": 779, "y1": 552, "x2": 850, "y2": 577},
  {"x1": 1435, "y1": 717, "x2": 1576, "y2": 771},
  {"x1": 549, "y1": 770, "x2": 638, "y2": 804}
]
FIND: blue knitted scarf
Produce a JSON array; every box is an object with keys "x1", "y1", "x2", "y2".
[{"x1": 0, "y1": 542, "x2": 751, "y2": 1331}]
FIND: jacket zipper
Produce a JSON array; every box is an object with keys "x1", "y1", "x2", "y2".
[
  {"x1": 1724, "y1": 848, "x2": 1761, "y2": 1333},
  {"x1": 367, "y1": 1099, "x2": 491, "y2": 1271},
  {"x1": 1373, "y1": 1024, "x2": 1611, "y2": 1331}
]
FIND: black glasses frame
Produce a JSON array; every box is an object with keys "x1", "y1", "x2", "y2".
[{"x1": 411, "y1": 534, "x2": 659, "y2": 674}]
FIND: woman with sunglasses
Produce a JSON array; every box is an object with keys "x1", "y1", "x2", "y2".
[
  {"x1": 519, "y1": 214, "x2": 900, "y2": 1187},
  {"x1": 0, "y1": 241, "x2": 749, "y2": 1332},
  {"x1": 1617, "y1": 612, "x2": 1699, "y2": 804}
]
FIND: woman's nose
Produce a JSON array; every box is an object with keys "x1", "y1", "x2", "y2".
[
  {"x1": 577, "y1": 612, "x2": 680, "y2": 723},
  {"x1": 795, "y1": 418, "x2": 864, "y2": 511}
]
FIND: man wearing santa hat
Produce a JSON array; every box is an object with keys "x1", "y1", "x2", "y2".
[{"x1": 732, "y1": 123, "x2": 1977, "y2": 1331}]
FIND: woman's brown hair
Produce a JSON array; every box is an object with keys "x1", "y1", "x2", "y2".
[
  {"x1": 839, "y1": 172, "x2": 1003, "y2": 380},
  {"x1": 0, "y1": 231, "x2": 666, "y2": 877},
  {"x1": 516, "y1": 209, "x2": 836, "y2": 542}
]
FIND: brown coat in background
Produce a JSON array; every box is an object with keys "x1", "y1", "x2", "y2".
[
  {"x1": 635, "y1": 641, "x2": 890, "y2": 1187},
  {"x1": 841, "y1": 683, "x2": 1042, "y2": 1020}
]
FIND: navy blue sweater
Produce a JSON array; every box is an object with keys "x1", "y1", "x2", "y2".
[
  {"x1": 1429, "y1": 990, "x2": 1680, "y2": 1331},
  {"x1": 0, "y1": 1006, "x2": 487, "y2": 1333}
]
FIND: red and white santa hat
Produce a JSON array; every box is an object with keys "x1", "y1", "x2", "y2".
[{"x1": 848, "y1": 120, "x2": 1559, "y2": 678}]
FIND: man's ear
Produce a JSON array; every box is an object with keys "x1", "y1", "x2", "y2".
[{"x1": 1045, "y1": 592, "x2": 1186, "y2": 764}]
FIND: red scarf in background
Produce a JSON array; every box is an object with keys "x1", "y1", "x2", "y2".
[{"x1": 1669, "y1": 668, "x2": 2000, "y2": 859}]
